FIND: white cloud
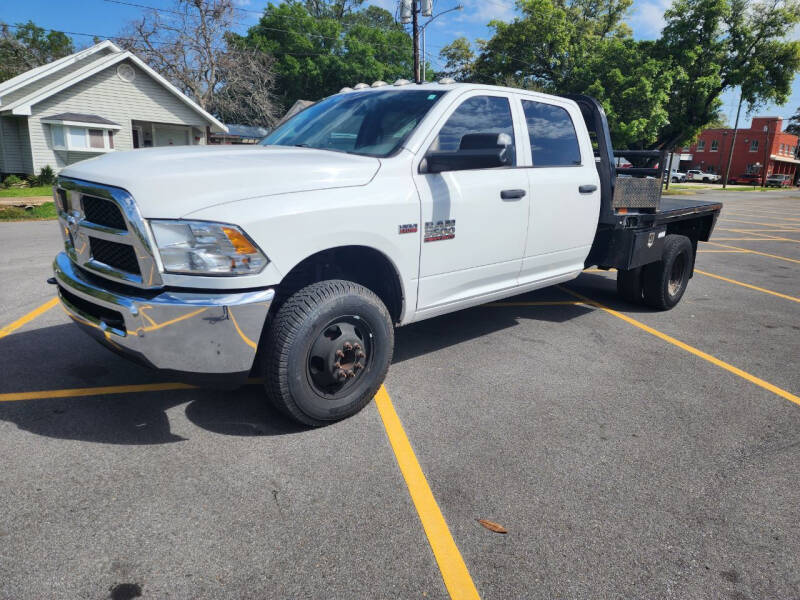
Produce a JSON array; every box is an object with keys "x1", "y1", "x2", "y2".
[
  {"x1": 453, "y1": 0, "x2": 515, "y2": 24},
  {"x1": 628, "y1": 0, "x2": 671, "y2": 39}
]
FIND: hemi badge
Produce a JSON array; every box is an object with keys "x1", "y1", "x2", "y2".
[{"x1": 398, "y1": 223, "x2": 418, "y2": 234}]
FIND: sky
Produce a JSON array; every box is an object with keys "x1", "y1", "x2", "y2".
[{"x1": 3, "y1": 0, "x2": 799, "y2": 128}]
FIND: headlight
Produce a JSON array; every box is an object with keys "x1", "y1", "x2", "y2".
[{"x1": 149, "y1": 220, "x2": 268, "y2": 276}]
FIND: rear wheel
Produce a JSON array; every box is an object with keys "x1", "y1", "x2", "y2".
[
  {"x1": 616, "y1": 267, "x2": 644, "y2": 304},
  {"x1": 642, "y1": 234, "x2": 693, "y2": 310},
  {"x1": 263, "y1": 279, "x2": 394, "y2": 427}
]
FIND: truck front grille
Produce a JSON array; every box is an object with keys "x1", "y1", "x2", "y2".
[
  {"x1": 82, "y1": 195, "x2": 126, "y2": 229},
  {"x1": 90, "y1": 237, "x2": 141, "y2": 275},
  {"x1": 56, "y1": 177, "x2": 162, "y2": 289}
]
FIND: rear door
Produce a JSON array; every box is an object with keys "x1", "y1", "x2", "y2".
[
  {"x1": 517, "y1": 96, "x2": 600, "y2": 284},
  {"x1": 412, "y1": 91, "x2": 530, "y2": 315}
]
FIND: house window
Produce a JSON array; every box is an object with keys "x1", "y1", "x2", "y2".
[
  {"x1": 750, "y1": 139, "x2": 759, "y2": 152},
  {"x1": 697, "y1": 140, "x2": 705, "y2": 151},
  {"x1": 50, "y1": 124, "x2": 115, "y2": 152},
  {"x1": 710, "y1": 140, "x2": 718, "y2": 152}
]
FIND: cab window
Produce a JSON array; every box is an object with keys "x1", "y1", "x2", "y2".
[
  {"x1": 429, "y1": 95, "x2": 516, "y2": 167},
  {"x1": 522, "y1": 100, "x2": 581, "y2": 167}
]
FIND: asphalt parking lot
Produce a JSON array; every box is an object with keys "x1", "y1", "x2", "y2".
[{"x1": 1, "y1": 189, "x2": 799, "y2": 600}]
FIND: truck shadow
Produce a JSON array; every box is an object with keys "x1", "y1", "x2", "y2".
[
  {"x1": 0, "y1": 276, "x2": 662, "y2": 444},
  {"x1": 0, "y1": 324, "x2": 304, "y2": 445}
]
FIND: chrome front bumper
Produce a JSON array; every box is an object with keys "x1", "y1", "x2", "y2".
[{"x1": 53, "y1": 252, "x2": 274, "y2": 385}]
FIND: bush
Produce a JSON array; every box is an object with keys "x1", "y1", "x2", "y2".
[
  {"x1": 2, "y1": 175, "x2": 28, "y2": 189},
  {"x1": 34, "y1": 165, "x2": 56, "y2": 186}
]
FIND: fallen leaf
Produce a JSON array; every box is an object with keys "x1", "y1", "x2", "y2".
[{"x1": 477, "y1": 519, "x2": 507, "y2": 534}]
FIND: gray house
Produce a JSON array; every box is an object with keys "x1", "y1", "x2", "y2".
[{"x1": 0, "y1": 41, "x2": 227, "y2": 176}]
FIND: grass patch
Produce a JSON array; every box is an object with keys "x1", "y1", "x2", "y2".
[
  {"x1": 0, "y1": 185, "x2": 53, "y2": 198},
  {"x1": 662, "y1": 190, "x2": 696, "y2": 196},
  {"x1": 0, "y1": 202, "x2": 57, "y2": 221}
]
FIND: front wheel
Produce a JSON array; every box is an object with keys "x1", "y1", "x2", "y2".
[
  {"x1": 642, "y1": 235, "x2": 694, "y2": 310},
  {"x1": 262, "y1": 280, "x2": 394, "y2": 426}
]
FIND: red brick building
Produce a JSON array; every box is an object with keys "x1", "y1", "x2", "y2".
[{"x1": 684, "y1": 117, "x2": 799, "y2": 183}]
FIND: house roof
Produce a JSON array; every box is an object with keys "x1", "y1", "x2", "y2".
[
  {"x1": 277, "y1": 99, "x2": 314, "y2": 126},
  {"x1": 0, "y1": 41, "x2": 227, "y2": 133},
  {"x1": 213, "y1": 124, "x2": 271, "y2": 139},
  {"x1": 41, "y1": 112, "x2": 121, "y2": 127}
]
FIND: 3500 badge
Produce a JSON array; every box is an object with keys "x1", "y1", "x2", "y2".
[{"x1": 424, "y1": 219, "x2": 456, "y2": 242}]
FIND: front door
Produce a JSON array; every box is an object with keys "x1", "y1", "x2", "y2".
[
  {"x1": 413, "y1": 93, "x2": 530, "y2": 315},
  {"x1": 517, "y1": 97, "x2": 600, "y2": 283}
]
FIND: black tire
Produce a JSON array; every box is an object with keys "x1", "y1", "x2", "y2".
[
  {"x1": 262, "y1": 279, "x2": 394, "y2": 427},
  {"x1": 616, "y1": 267, "x2": 644, "y2": 304},
  {"x1": 642, "y1": 234, "x2": 693, "y2": 310},
  {"x1": 702, "y1": 177, "x2": 710, "y2": 183}
]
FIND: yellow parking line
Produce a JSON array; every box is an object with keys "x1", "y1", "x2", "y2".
[
  {"x1": 0, "y1": 297, "x2": 59, "y2": 340},
  {"x1": 0, "y1": 382, "x2": 197, "y2": 402},
  {"x1": 717, "y1": 228, "x2": 800, "y2": 233},
  {"x1": 719, "y1": 218, "x2": 800, "y2": 231},
  {"x1": 709, "y1": 237, "x2": 798, "y2": 242},
  {"x1": 374, "y1": 386, "x2": 481, "y2": 600},
  {"x1": 704, "y1": 242, "x2": 800, "y2": 264},
  {"x1": 555, "y1": 286, "x2": 800, "y2": 408},
  {"x1": 697, "y1": 249, "x2": 749, "y2": 253},
  {"x1": 724, "y1": 230, "x2": 800, "y2": 243},
  {"x1": 694, "y1": 270, "x2": 800, "y2": 303},
  {"x1": 485, "y1": 300, "x2": 587, "y2": 307}
]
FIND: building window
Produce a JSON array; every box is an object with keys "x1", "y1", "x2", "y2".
[
  {"x1": 780, "y1": 143, "x2": 785, "y2": 154},
  {"x1": 750, "y1": 139, "x2": 759, "y2": 152},
  {"x1": 697, "y1": 140, "x2": 705, "y2": 151},
  {"x1": 50, "y1": 124, "x2": 115, "y2": 152},
  {"x1": 710, "y1": 140, "x2": 718, "y2": 152}
]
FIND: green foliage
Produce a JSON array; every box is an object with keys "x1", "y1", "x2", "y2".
[
  {"x1": 654, "y1": 0, "x2": 800, "y2": 147},
  {"x1": 786, "y1": 108, "x2": 800, "y2": 137},
  {"x1": 34, "y1": 166, "x2": 56, "y2": 187},
  {"x1": 2, "y1": 175, "x2": 27, "y2": 189},
  {"x1": 0, "y1": 202, "x2": 57, "y2": 221},
  {"x1": 0, "y1": 185, "x2": 54, "y2": 197},
  {"x1": 469, "y1": 0, "x2": 800, "y2": 150},
  {"x1": 0, "y1": 21, "x2": 74, "y2": 82},
  {"x1": 238, "y1": 2, "x2": 413, "y2": 108},
  {"x1": 437, "y1": 37, "x2": 476, "y2": 82}
]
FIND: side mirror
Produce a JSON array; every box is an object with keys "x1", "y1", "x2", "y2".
[{"x1": 421, "y1": 133, "x2": 513, "y2": 174}]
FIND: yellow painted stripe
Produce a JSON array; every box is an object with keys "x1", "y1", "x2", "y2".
[
  {"x1": 0, "y1": 382, "x2": 197, "y2": 402},
  {"x1": 704, "y1": 242, "x2": 800, "y2": 264},
  {"x1": 720, "y1": 218, "x2": 800, "y2": 231},
  {"x1": 694, "y1": 270, "x2": 800, "y2": 303},
  {"x1": 228, "y1": 308, "x2": 258, "y2": 349},
  {"x1": 374, "y1": 386, "x2": 481, "y2": 600},
  {"x1": 709, "y1": 237, "x2": 798, "y2": 242},
  {"x1": 0, "y1": 297, "x2": 59, "y2": 340},
  {"x1": 555, "y1": 286, "x2": 800, "y2": 408},
  {"x1": 697, "y1": 249, "x2": 749, "y2": 253},
  {"x1": 717, "y1": 228, "x2": 800, "y2": 233}
]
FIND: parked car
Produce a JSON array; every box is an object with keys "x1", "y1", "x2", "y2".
[
  {"x1": 765, "y1": 174, "x2": 793, "y2": 188},
  {"x1": 728, "y1": 173, "x2": 761, "y2": 185},
  {"x1": 686, "y1": 169, "x2": 721, "y2": 183},
  {"x1": 664, "y1": 170, "x2": 687, "y2": 183},
  {"x1": 51, "y1": 85, "x2": 722, "y2": 426}
]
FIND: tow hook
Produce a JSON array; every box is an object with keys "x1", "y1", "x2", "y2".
[{"x1": 46, "y1": 277, "x2": 57, "y2": 285}]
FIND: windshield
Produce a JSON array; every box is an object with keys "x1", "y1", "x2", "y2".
[{"x1": 262, "y1": 89, "x2": 448, "y2": 157}]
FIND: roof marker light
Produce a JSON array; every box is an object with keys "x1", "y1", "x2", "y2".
[
  {"x1": 371, "y1": 80, "x2": 388, "y2": 87},
  {"x1": 353, "y1": 83, "x2": 369, "y2": 90},
  {"x1": 438, "y1": 78, "x2": 456, "y2": 85},
  {"x1": 393, "y1": 79, "x2": 411, "y2": 86},
  {"x1": 339, "y1": 87, "x2": 353, "y2": 93}
]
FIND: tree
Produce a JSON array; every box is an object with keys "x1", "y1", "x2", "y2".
[
  {"x1": 0, "y1": 21, "x2": 74, "y2": 82},
  {"x1": 437, "y1": 37, "x2": 476, "y2": 81},
  {"x1": 784, "y1": 107, "x2": 800, "y2": 136},
  {"x1": 119, "y1": 0, "x2": 280, "y2": 126},
  {"x1": 655, "y1": 0, "x2": 800, "y2": 149},
  {"x1": 238, "y1": 1, "x2": 414, "y2": 108}
]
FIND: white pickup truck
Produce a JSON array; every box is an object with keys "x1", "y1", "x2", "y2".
[
  {"x1": 686, "y1": 169, "x2": 721, "y2": 182},
  {"x1": 52, "y1": 83, "x2": 721, "y2": 426}
]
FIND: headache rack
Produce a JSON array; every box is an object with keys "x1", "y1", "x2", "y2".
[{"x1": 612, "y1": 149, "x2": 667, "y2": 212}]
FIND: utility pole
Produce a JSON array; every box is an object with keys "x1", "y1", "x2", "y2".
[
  {"x1": 412, "y1": 1, "x2": 420, "y2": 83},
  {"x1": 722, "y1": 92, "x2": 743, "y2": 190}
]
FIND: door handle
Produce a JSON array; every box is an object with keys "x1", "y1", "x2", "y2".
[
  {"x1": 500, "y1": 189, "x2": 526, "y2": 200},
  {"x1": 579, "y1": 184, "x2": 598, "y2": 194}
]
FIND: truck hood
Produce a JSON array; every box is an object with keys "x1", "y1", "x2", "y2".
[{"x1": 59, "y1": 145, "x2": 381, "y2": 218}]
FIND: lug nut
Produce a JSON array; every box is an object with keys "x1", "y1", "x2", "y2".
[
  {"x1": 334, "y1": 361, "x2": 341, "y2": 368},
  {"x1": 336, "y1": 369, "x2": 346, "y2": 379},
  {"x1": 343, "y1": 342, "x2": 353, "y2": 351},
  {"x1": 354, "y1": 343, "x2": 361, "y2": 350},
  {"x1": 347, "y1": 371, "x2": 356, "y2": 378},
  {"x1": 336, "y1": 350, "x2": 344, "y2": 358},
  {"x1": 356, "y1": 351, "x2": 365, "y2": 358}
]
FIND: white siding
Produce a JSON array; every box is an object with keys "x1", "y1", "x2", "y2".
[
  {"x1": 0, "y1": 116, "x2": 33, "y2": 174},
  {"x1": 27, "y1": 59, "x2": 209, "y2": 174},
  {"x1": 0, "y1": 47, "x2": 116, "y2": 107}
]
